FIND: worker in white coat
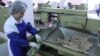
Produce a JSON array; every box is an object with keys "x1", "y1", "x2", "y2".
[{"x1": 4, "y1": 1, "x2": 42, "y2": 56}]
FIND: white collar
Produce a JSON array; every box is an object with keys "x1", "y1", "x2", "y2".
[{"x1": 9, "y1": 15, "x2": 23, "y2": 24}]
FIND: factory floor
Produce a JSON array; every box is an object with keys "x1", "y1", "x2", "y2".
[
  {"x1": 0, "y1": 42, "x2": 9, "y2": 56},
  {"x1": 0, "y1": 32, "x2": 9, "y2": 56}
]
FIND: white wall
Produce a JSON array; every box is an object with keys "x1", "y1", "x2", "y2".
[
  {"x1": 87, "y1": 0, "x2": 100, "y2": 19},
  {"x1": 88, "y1": 0, "x2": 100, "y2": 10}
]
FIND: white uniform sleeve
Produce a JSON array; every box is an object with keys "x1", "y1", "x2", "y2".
[{"x1": 4, "y1": 24, "x2": 19, "y2": 34}]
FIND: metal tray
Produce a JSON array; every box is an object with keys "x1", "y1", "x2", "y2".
[{"x1": 40, "y1": 27, "x2": 100, "y2": 56}]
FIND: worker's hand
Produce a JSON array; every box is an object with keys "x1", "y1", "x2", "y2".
[
  {"x1": 29, "y1": 42, "x2": 40, "y2": 49},
  {"x1": 35, "y1": 34, "x2": 42, "y2": 43}
]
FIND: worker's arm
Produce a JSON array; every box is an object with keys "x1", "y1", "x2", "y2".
[
  {"x1": 7, "y1": 32, "x2": 40, "y2": 48},
  {"x1": 4, "y1": 24, "x2": 29, "y2": 47},
  {"x1": 7, "y1": 32, "x2": 29, "y2": 47},
  {"x1": 96, "y1": 8, "x2": 100, "y2": 16},
  {"x1": 26, "y1": 22, "x2": 42, "y2": 42},
  {"x1": 26, "y1": 22, "x2": 38, "y2": 35}
]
